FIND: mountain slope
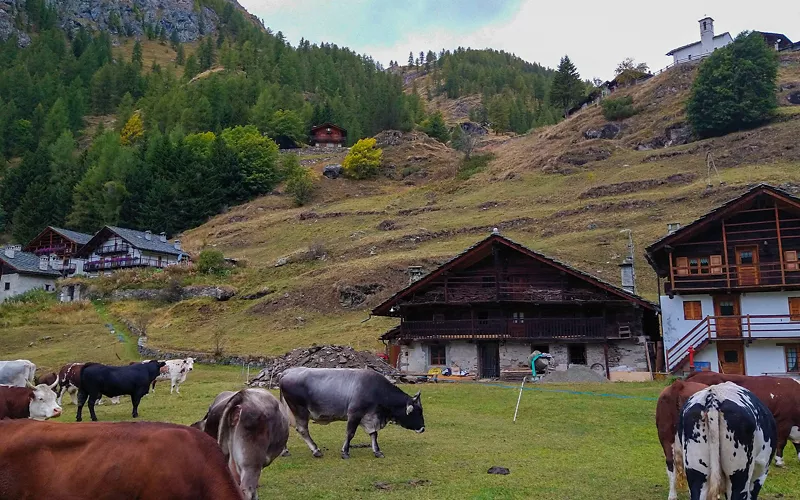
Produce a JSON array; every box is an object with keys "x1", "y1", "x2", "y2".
[{"x1": 90, "y1": 52, "x2": 800, "y2": 358}]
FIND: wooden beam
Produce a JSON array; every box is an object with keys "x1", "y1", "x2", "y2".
[
  {"x1": 776, "y1": 203, "x2": 786, "y2": 285},
  {"x1": 722, "y1": 218, "x2": 731, "y2": 289},
  {"x1": 668, "y1": 250, "x2": 676, "y2": 293}
]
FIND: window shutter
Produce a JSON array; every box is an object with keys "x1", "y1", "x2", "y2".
[
  {"x1": 789, "y1": 298, "x2": 800, "y2": 321},
  {"x1": 676, "y1": 257, "x2": 689, "y2": 276},
  {"x1": 785, "y1": 251, "x2": 798, "y2": 271},
  {"x1": 710, "y1": 255, "x2": 723, "y2": 274},
  {"x1": 683, "y1": 301, "x2": 702, "y2": 320}
]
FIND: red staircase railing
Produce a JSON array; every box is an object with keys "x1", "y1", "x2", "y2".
[{"x1": 666, "y1": 317, "x2": 711, "y2": 372}]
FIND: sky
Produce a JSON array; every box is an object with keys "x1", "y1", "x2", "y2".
[{"x1": 239, "y1": 0, "x2": 800, "y2": 81}]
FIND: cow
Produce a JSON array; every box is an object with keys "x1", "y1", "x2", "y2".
[
  {"x1": 679, "y1": 382, "x2": 777, "y2": 500},
  {"x1": 150, "y1": 358, "x2": 194, "y2": 394},
  {"x1": 687, "y1": 371, "x2": 800, "y2": 467},
  {"x1": 35, "y1": 372, "x2": 57, "y2": 387},
  {"x1": 0, "y1": 379, "x2": 62, "y2": 420},
  {"x1": 0, "y1": 360, "x2": 36, "y2": 387},
  {"x1": 279, "y1": 367, "x2": 425, "y2": 459},
  {"x1": 76, "y1": 360, "x2": 165, "y2": 422},
  {"x1": 655, "y1": 379, "x2": 709, "y2": 500},
  {"x1": 57, "y1": 362, "x2": 120, "y2": 407},
  {"x1": 0, "y1": 420, "x2": 244, "y2": 500},
  {"x1": 192, "y1": 389, "x2": 289, "y2": 500}
]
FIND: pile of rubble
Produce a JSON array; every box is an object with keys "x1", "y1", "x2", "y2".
[{"x1": 249, "y1": 345, "x2": 398, "y2": 388}]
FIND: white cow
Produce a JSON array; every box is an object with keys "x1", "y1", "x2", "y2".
[
  {"x1": 0, "y1": 360, "x2": 36, "y2": 387},
  {"x1": 149, "y1": 358, "x2": 194, "y2": 394}
]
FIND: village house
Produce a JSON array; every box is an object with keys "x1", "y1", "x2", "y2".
[
  {"x1": 374, "y1": 233, "x2": 659, "y2": 380},
  {"x1": 309, "y1": 123, "x2": 347, "y2": 148},
  {"x1": 75, "y1": 226, "x2": 185, "y2": 275},
  {"x1": 0, "y1": 245, "x2": 62, "y2": 302},
  {"x1": 645, "y1": 184, "x2": 800, "y2": 376},
  {"x1": 23, "y1": 226, "x2": 93, "y2": 277}
]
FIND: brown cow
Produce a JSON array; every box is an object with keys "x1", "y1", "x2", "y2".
[
  {"x1": 686, "y1": 371, "x2": 800, "y2": 467},
  {"x1": 35, "y1": 372, "x2": 57, "y2": 387},
  {"x1": 0, "y1": 380, "x2": 62, "y2": 420},
  {"x1": 0, "y1": 420, "x2": 243, "y2": 499},
  {"x1": 192, "y1": 389, "x2": 289, "y2": 500},
  {"x1": 655, "y1": 380, "x2": 708, "y2": 500}
]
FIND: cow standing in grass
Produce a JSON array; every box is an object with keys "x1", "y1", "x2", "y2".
[
  {"x1": 76, "y1": 361, "x2": 165, "y2": 422},
  {"x1": 279, "y1": 367, "x2": 425, "y2": 459}
]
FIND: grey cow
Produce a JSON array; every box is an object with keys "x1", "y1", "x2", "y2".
[
  {"x1": 279, "y1": 367, "x2": 425, "y2": 459},
  {"x1": 0, "y1": 360, "x2": 36, "y2": 387},
  {"x1": 192, "y1": 389, "x2": 289, "y2": 500}
]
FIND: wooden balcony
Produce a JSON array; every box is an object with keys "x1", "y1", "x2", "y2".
[
  {"x1": 85, "y1": 256, "x2": 168, "y2": 272},
  {"x1": 667, "y1": 262, "x2": 800, "y2": 293},
  {"x1": 400, "y1": 317, "x2": 609, "y2": 340},
  {"x1": 96, "y1": 243, "x2": 132, "y2": 255},
  {"x1": 666, "y1": 314, "x2": 800, "y2": 371}
]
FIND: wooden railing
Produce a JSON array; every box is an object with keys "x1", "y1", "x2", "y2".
[
  {"x1": 668, "y1": 262, "x2": 800, "y2": 292},
  {"x1": 96, "y1": 243, "x2": 131, "y2": 255},
  {"x1": 400, "y1": 317, "x2": 608, "y2": 340},
  {"x1": 666, "y1": 314, "x2": 800, "y2": 371}
]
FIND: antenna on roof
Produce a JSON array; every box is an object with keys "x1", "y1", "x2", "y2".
[{"x1": 706, "y1": 152, "x2": 723, "y2": 187}]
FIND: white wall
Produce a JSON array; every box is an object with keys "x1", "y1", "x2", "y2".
[
  {"x1": 401, "y1": 344, "x2": 427, "y2": 373},
  {"x1": 693, "y1": 345, "x2": 719, "y2": 372},
  {"x1": 0, "y1": 273, "x2": 56, "y2": 302},
  {"x1": 671, "y1": 34, "x2": 732, "y2": 64},
  {"x1": 739, "y1": 291, "x2": 800, "y2": 337},
  {"x1": 660, "y1": 294, "x2": 714, "y2": 349},
  {"x1": 744, "y1": 341, "x2": 789, "y2": 375},
  {"x1": 400, "y1": 342, "x2": 478, "y2": 374}
]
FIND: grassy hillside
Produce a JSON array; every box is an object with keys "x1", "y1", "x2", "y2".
[{"x1": 60, "y1": 52, "x2": 800, "y2": 358}]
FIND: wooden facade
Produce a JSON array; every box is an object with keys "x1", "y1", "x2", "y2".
[
  {"x1": 309, "y1": 123, "x2": 346, "y2": 147},
  {"x1": 23, "y1": 226, "x2": 92, "y2": 277},
  {"x1": 375, "y1": 234, "x2": 659, "y2": 346}
]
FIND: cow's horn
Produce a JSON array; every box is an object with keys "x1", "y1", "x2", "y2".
[
  {"x1": 413, "y1": 391, "x2": 421, "y2": 400},
  {"x1": 25, "y1": 379, "x2": 36, "y2": 389},
  {"x1": 49, "y1": 375, "x2": 59, "y2": 390}
]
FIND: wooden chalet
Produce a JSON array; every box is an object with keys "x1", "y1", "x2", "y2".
[
  {"x1": 75, "y1": 226, "x2": 185, "y2": 274},
  {"x1": 374, "y1": 233, "x2": 659, "y2": 379},
  {"x1": 309, "y1": 123, "x2": 347, "y2": 148},
  {"x1": 646, "y1": 184, "x2": 800, "y2": 375},
  {"x1": 23, "y1": 226, "x2": 93, "y2": 276}
]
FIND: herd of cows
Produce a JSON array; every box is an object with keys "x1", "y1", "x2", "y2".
[
  {"x1": 2, "y1": 357, "x2": 800, "y2": 500},
  {"x1": 0, "y1": 358, "x2": 425, "y2": 500}
]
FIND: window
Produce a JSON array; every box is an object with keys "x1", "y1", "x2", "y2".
[
  {"x1": 512, "y1": 312, "x2": 525, "y2": 324},
  {"x1": 789, "y1": 297, "x2": 800, "y2": 321},
  {"x1": 568, "y1": 344, "x2": 587, "y2": 365},
  {"x1": 44, "y1": 285, "x2": 50, "y2": 291},
  {"x1": 723, "y1": 350, "x2": 739, "y2": 363},
  {"x1": 429, "y1": 344, "x2": 446, "y2": 365},
  {"x1": 786, "y1": 346, "x2": 799, "y2": 372},
  {"x1": 675, "y1": 255, "x2": 723, "y2": 276},
  {"x1": 739, "y1": 251, "x2": 754, "y2": 265},
  {"x1": 699, "y1": 257, "x2": 710, "y2": 274},
  {"x1": 3, "y1": 282, "x2": 9, "y2": 291},
  {"x1": 785, "y1": 251, "x2": 799, "y2": 271},
  {"x1": 688, "y1": 258, "x2": 700, "y2": 275},
  {"x1": 683, "y1": 301, "x2": 703, "y2": 320}
]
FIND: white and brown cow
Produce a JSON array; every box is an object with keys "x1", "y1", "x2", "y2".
[
  {"x1": 57, "y1": 363, "x2": 121, "y2": 406},
  {"x1": 192, "y1": 388, "x2": 289, "y2": 500},
  {"x1": 0, "y1": 378, "x2": 62, "y2": 420},
  {"x1": 149, "y1": 358, "x2": 194, "y2": 394},
  {"x1": 679, "y1": 382, "x2": 777, "y2": 500},
  {"x1": 655, "y1": 379, "x2": 708, "y2": 500}
]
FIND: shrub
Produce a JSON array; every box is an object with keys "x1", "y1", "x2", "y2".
[
  {"x1": 285, "y1": 168, "x2": 315, "y2": 206},
  {"x1": 420, "y1": 112, "x2": 450, "y2": 143},
  {"x1": 457, "y1": 153, "x2": 495, "y2": 180},
  {"x1": 687, "y1": 32, "x2": 778, "y2": 138},
  {"x1": 4, "y1": 288, "x2": 56, "y2": 305},
  {"x1": 601, "y1": 96, "x2": 636, "y2": 121},
  {"x1": 343, "y1": 138, "x2": 383, "y2": 179},
  {"x1": 197, "y1": 249, "x2": 227, "y2": 275}
]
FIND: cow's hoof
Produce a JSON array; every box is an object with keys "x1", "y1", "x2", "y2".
[
  {"x1": 341, "y1": 452, "x2": 350, "y2": 459},
  {"x1": 374, "y1": 452, "x2": 385, "y2": 458},
  {"x1": 281, "y1": 449, "x2": 291, "y2": 457},
  {"x1": 76, "y1": 418, "x2": 82, "y2": 422},
  {"x1": 312, "y1": 450, "x2": 323, "y2": 458},
  {"x1": 91, "y1": 418, "x2": 98, "y2": 422}
]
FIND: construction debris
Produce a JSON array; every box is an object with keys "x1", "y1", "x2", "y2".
[
  {"x1": 536, "y1": 365, "x2": 608, "y2": 384},
  {"x1": 248, "y1": 345, "x2": 398, "y2": 388}
]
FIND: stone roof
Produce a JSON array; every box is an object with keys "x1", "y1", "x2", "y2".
[
  {"x1": 50, "y1": 227, "x2": 93, "y2": 245},
  {"x1": 106, "y1": 226, "x2": 183, "y2": 255}
]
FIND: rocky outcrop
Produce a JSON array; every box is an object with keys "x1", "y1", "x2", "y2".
[
  {"x1": 0, "y1": 0, "x2": 251, "y2": 46},
  {"x1": 583, "y1": 123, "x2": 622, "y2": 140}
]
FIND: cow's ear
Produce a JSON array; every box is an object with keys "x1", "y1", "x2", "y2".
[
  {"x1": 412, "y1": 391, "x2": 421, "y2": 402},
  {"x1": 406, "y1": 404, "x2": 413, "y2": 415},
  {"x1": 230, "y1": 405, "x2": 242, "y2": 426}
]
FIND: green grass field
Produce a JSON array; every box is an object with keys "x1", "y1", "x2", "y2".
[{"x1": 51, "y1": 366, "x2": 800, "y2": 500}]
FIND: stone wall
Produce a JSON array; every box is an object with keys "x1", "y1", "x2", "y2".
[
  {"x1": 608, "y1": 337, "x2": 649, "y2": 372},
  {"x1": 448, "y1": 342, "x2": 478, "y2": 373},
  {"x1": 586, "y1": 344, "x2": 606, "y2": 370},
  {"x1": 499, "y1": 343, "x2": 532, "y2": 369},
  {"x1": 400, "y1": 344, "x2": 427, "y2": 373}
]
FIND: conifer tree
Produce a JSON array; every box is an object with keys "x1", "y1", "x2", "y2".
[
  {"x1": 132, "y1": 39, "x2": 143, "y2": 69},
  {"x1": 408, "y1": 52, "x2": 414, "y2": 67},
  {"x1": 549, "y1": 55, "x2": 583, "y2": 115}
]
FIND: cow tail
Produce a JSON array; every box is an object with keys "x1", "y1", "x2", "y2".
[
  {"x1": 706, "y1": 391, "x2": 723, "y2": 500},
  {"x1": 279, "y1": 391, "x2": 296, "y2": 429},
  {"x1": 673, "y1": 435, "x2": 687, "y2": 489}
]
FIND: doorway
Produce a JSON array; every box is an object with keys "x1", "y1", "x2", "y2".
[
  {"x1": 478, "y1": 342, "x2": 500, "y2": 378},
  {"x1": 716, "y1": 341, "x2": 745, "y2": 375},
  {"x1": 736, "y1": 246, "x2": 760, "y2": 285},
  {"x1": 713, "y1": 295, "x2": 742, "y2": 338}
]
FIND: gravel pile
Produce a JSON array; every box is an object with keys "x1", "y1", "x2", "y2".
[
  {"x1": 537, "y1": 365, "x2": 608, "y2": 384},
  {"x1": 249, "y1": 345, "x2": 398, "y2": 388}
]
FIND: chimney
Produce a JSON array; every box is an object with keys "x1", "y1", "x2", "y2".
[
  {"x1": 619, "y1": 256, "x2": 636, "y2": 294},
  {"x1": 144, "y1": 230, "x2": 152, "y2": 241},
  {"x1": 173, "y1": 240, "x2": 182, "y2": 251},
  {"x1": 408, "y1": 266, "x2": 424, "y2": 285},
  {"x1": 39, "y1": 255, "x2": 48, "y2": 271},
  {"x1": 4, "y1": 246, "x2": 14, "y2": 259},
  {"x1": 667, "y1": 222, "x2": 681, "y2": 235},
  {"x1": 159, "y1": 232, "x2": 167, "y2": 243}
]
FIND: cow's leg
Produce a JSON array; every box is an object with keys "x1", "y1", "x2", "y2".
[
  {"x1": 76, "y1": 390, "x2": 88, "y2": 422},
  {"x1": 131, "y1": 392, "x2": 143, "y2": 418},
  {"x1": 774, "y1": 424, "x2": 790, "y2": 467},
  {"x1": 293, "y1": 412, "x2": 322, "y2": 458},
  {"x1": 370, "y1": 432, "x2": 384, "y2": 458},
  {"x1": 151, "y1": 380, "x2": 157, "y2": 393},
  {"x1": 341, "y1": 415, "x2": 361, "y2": 459},
  {"x1": 87, "y1": 393, "x2": 99, "y2": 422},
  {"x1": 790, "y1": 425, "x2": 800, "y2": 462},
  {"x1": 57, "y1": 385, "x2": 66, "y2": 406},
  {"x1": 69, "y1": 386, "x2": 78, "y2": 405}
]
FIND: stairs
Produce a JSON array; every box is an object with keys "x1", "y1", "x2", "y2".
[{"x1": 665, "y1": 317, "x2": 712, "y2": 373}]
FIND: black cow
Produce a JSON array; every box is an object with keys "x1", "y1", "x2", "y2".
[
  {"x1": 279, "y1": 367, "x2": 424, "y2": 459},
  {"x1": 76, "y1": 360, "x2": 165, "y2": 422}
]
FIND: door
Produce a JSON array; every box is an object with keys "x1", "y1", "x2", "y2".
[
  {"x1": 510, "y1": 312, "x2": 525, "y2": 337},
  {"x1": 736, "y1": 246, "x2": 760, "y2": 285},
  {"x1": 479, "y1": 342, "x2": 500, "y2": 378},
  {"x1": 713, "y1": 295, "x2": 742, "y2": 338},
  {"x1": 716, "y1": 341, "x2": 745, "y2": 375}
]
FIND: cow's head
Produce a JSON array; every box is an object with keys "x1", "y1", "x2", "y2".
[
  {"x1": 25, "y1": 378, "x2": 62, "y2": 420},
  {"x1": 184, "y1": 357, "x2": 194, "y2": 372},
  {"x1": 394, "y1": 391, "x2": 424, "y2": 433}
]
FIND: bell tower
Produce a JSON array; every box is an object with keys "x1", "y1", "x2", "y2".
[{"x1": 699, "y1": 17, "x2": 715, "y2": 54}]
